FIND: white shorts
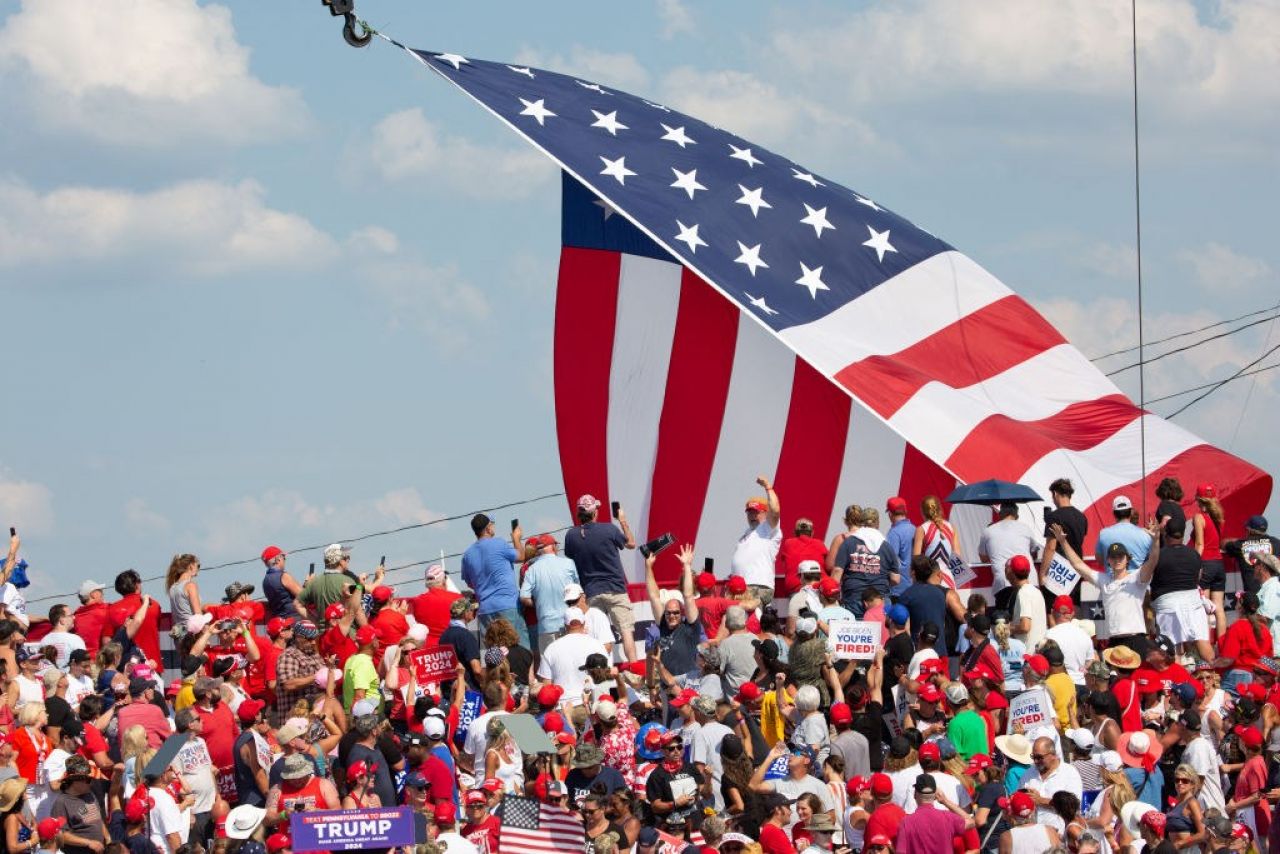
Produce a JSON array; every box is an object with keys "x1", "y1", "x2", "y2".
[{"x1": 1153, "y1": 589, "x2": 1209, "y2": 643}]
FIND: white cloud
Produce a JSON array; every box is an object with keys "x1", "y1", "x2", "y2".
[
  {"x1": 346, "y1": 226, "x2": 400, "y2": 256},
  {"x1": 1178, "y1": 242, "x2": 1271, "y2": 289},
  {"x1": 368, "y1": 108, "x2": 555, "y2": 199},
  {"x1": 124, "y1": 499, "x2": 170, "y2": 537},
  {"x1": 196, "y1": 487, "x2": 446, "y2": 559},
  {"x1": 361, "y1": 256, "x2": 491, "y2": 349},
  {"x1": 0, "y1": 178, "x2": 337, "y2": 274},
  {"x1": 1081, "y1": 242, "x2": 1138, "y2": 280},
  {"x1": 510, "y1": 46, "x2": 653, "y2": 92},
  {"x1": 657, "y1": 0, "x2": 695, "y2": 38},
  {"x1": 0, "y1": 0, "x2": 308, "y2": 146},
  {"x1": 0, "y1": 471, "x2": 54, "y2": 536}
]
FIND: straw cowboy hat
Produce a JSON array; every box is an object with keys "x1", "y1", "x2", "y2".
[
  {"x1": 1103, "y1": 646, "x2": 1142, "y2": 670},
  {"x1": 994, "y1": 733, "x2": 1034, "y2": 765}
]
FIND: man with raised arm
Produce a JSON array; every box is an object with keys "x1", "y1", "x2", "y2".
[
  {"x1": 731, "y1": 476, "x2": 782, "y2": 607},
  {"x1": 563, "y1": 494, "x2": 638, "y2": 661}
]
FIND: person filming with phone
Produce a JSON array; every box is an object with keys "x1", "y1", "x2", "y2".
[{"x1": 563, "y1": 494, "x2": 638, "y2": 662}]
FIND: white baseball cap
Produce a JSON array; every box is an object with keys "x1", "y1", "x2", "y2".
[
  {"x1": 77, "y1": 580, "x2": 107, "y2": 599},
  {"x1": 323, "y1": 543, "x2": 351, "y2": 562},
  {"x1": 798, "y1": 560, "x2": 822, "y2": 576},
  {"x1": 1066, "y1": 728, "x2": 1096, "y2": 750},
  {"x1": 1113, "y1": 496, "x2": 1133, "y2": 512},
  {"x1": 563, "y1": 583, "x2": 584, "y2": 603},
  {"x1": 563, "y1": 607, "x2": 587, "y2": 627}
]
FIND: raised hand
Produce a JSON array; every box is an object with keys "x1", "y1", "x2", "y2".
[{"x1": 677, "y1": 544, "x2": 695, "y2": 567}]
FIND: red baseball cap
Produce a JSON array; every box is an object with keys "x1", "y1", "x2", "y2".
[
  {"x1": 480, "y1": 778, "x2": 503, "y2": 793},
  {"x1": 918, "y1": 742, "x2": 940, "y2": 761},
  {"x1": 324, "y1": 603, "x2": 345, "y2": 621},
  {"x1": 1052, "y1": 595, "x2": 1075, "y2": 614},
  {"x1": 261, "y1": 546, "x2": 284, "y2": 564},
  {"x1": 845, "y1": 775, "x2": 868, "y2": 797},
  {"x1": 345, "y1": 760, "x2": 373, "y2": 783},
  {"x1": 37, "y1": 818, "x2": 66, "y2": 841},
  {"x1": 541, "y1": 712, "x2": 565, "y2": 733},
  {"x1": 1235, "y1": 725, "x2": 1263, "y2": 749},
  {"x1": 869, "y1": 773, "x2": 893, "y2": 797},
  {"x1": 555, "y1": 732, "x2": 577, "y2": 746},
  {"x1": 237, "y1": 698, "x2": 266, "y2": 724},
  {"x1": 745, "y1": 499, "x2": 768, "y2": 512},
  {"x1": 266, "y1": 617, "x2": 295, "y2": 637},
  {"x1": 1003, "y1": 792, "x2": 1036, "y2": 818},
  {"x1": 829, "y1": 702, "x2": 853, "y2": 725},
  {"x1": 918, "y1": 683, "x2": 943, "y2": 703},
  {"x1": 354, "y1": 625, "x2": 378, "y2": 646},
  {"x1": 643, "y1": 729, "x2": 666, "y2": 751},
  {"x1": 123, "y1": 796, "x2": 152, "y2": 823},
  {"x1": 1134, "y1": 673, "x2": 1162, "y2": 695},
  {"x1": 919, "y1": 658, "x2": 948, "y2": 676},
  {"x1": 433, "y1": 802, "x2": 456, "y2": 825},
  {"x1": 736, "y1": 682, "x2": 762, "y2": 703},
  {"x1": 886, "y1": 496, "x2": 908, "y2": 514},
  {"x1": 1023, "y1": 654, "x2": 1050, "y2": 677},
  {"x1": 670, "y1": 688, "x2": 699, "y2": 708},
  {"x1": 695, "y1": 572, "x2": 717, "y2": 592},
  {"x1": 463, "y1": 790, "x2": 488, "y2": 806},
  {"x1": 537, "y1": 684, "x2": 563, "y2": 708},
  {"x1": 818, "y1": 577, "x2": 840, "y2": 598},
  {"x1": 965, "y1": 754, "x2": 993, "y2": 775},
  {"x1": 963, "y1": 665, "x2": 997, "y2": 684},
  {"x1": 726, "y1": 576, "x2": 747, "y2": 594},
  {"x1": 372, "y1": 586, "x2": 394, "y2": 604},
  {"x1": 1006, "y1": 555, "x2": 1032, "y2": 577},
  {"x1": 867, "y1": 834, "x2": 893, "y2": 847},
  {"x1": 266, "y1": 834, "x2": 292, "y2": 853},
  {"x1": 1196, "y1": 483, "x2": 1217, "y2": 499}
]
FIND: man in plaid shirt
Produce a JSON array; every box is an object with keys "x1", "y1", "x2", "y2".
[{"x1": 274, "y1": 619, "x2": 326, "y2": 720}]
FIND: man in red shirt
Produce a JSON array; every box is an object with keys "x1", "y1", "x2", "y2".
[
  {"x1": 204, "y1": 618, "x2": 265, "y2": 691},
  {"x1": 260, "y1": 618, "x2": 292, "y2": 707},
  {"x1": 758, "y1": 792, "x2": 798, "y2": 854},
  {"x1": 116, "y1": 677, "x2": 172, "y2": 748},
  {"x1": 862, "y1": 773, "x2": 904, "y2": 845},
  {"x1": 460, "y1": 790, "x2": 500, "y2": 853},
  {"x1": 412, "y1": 565, "x2": 460, "y2": 641},
  {"x1": 319, "y1": 603, "x2": 358, "y2": 666},
  {"x1": 192, "y1": 677, "x2": 238, "y2": 805},
  {"x1": 369, "y1": 587, "x2": 410, "y2": 658},
  {"x1": 1134, "y1": 634, "x2": 1191, "y2": 693},
  {"x1": 776, "y1": 518, "x2": 829, "y2": 594},
  {"x1": 103, "y1": 570, "x2": 162, "y2": 665},
  {"x1": 72, "y1": 581, "x2": 110, "y2": 659}
]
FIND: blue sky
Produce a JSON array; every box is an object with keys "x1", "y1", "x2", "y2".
[{"x1": 1, "y1": 0, "x2": 1276, "y2": 610}]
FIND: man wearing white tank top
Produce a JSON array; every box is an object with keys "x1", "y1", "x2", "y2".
[{"x1": 998, "y1": 790, "x2": 1059, "y2": 854}]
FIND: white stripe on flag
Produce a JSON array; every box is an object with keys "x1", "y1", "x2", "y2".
[
  {"x1": 825, "y1": 402, "x2": 909, "y2": 539},
  {"x1": 694, "y1": 314, "x2": 796, "y2": 572},
  {"x1": 607, "y1": 254, "x2": 683, "y2": 586}
]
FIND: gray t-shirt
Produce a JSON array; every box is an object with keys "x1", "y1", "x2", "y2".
[
  {"x1": 791, "y1": 713, "x2": 831, "y2": 768},
  {"x1": 718, "y1": 632, "x2": 758, "y2": 697},
  {"x1": 690, "y1": 721, "x2": 733, "y2": 810},
  {"x1": 831, "y1": 729, "x2": 871, "y2": 777},
  {"x1": 775, "y1": 774, "x2": 835, "y2": 826}
]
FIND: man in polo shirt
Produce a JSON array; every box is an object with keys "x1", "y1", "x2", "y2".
[
  {"x1": 1018, "y1": 736, "x2": 1082, "y2": 834},
  {"x1": 562, "y1": 495, "x2": 638, "y2": 662},
  {"x1": 885, "y1": 497, "x2": 917, "y2": 599},
  {"x1": 894, "y1": 773, "x2": 973, "y2": 854},
  {"x1": 731, "y1": 476, "x2": 782, "y2": 607},
  {"x1": 519, "y1": 534, "x2": 581, "y2": 655}
]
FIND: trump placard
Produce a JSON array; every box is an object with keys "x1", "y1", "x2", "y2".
[
  {"x1": 408, "y1": 645, "x2": 458, "y2": 684},
  {"x1": 828, "y1": 620, "x2": 879, "y2": 660}
]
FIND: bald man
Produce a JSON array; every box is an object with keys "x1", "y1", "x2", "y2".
[{"x1": 1017, "y1": 736, "x2": 1082, "y2": 834}]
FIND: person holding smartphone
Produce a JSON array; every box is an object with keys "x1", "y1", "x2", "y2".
[{"x1": 563, "y1": 495, "x2": 638, "y2": 663}]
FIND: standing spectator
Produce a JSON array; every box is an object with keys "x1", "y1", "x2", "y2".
[
  {"x1": 232, "y1": 699, "x2": 272, "y2": 808},
  {"x1": 889, "y1": 773, "x2": 973, "y2": 854},
  {"x1": 274, "y1": 621, "x2": 324, "y2": 721},
  {"x1": 912, "y1": 496, "x2": 963, "y2": 590},
  {"x1": 536, "y1": 608, "x2": 609, "y2": 709},
  {"x1": 192, "y1": 676, "x2": 237, "y2": 803},
  {"x1": 897, "y1": 556, "x2": 963, "y2": 659},
  {"x1": 172, "y1": 709, "x2": 218, "y2": 845},
  {"x1": 776, "y1": 518, "x2": 828, "y2": 596},
  {"x1": 40, "y1": 606, "x2": 85, "y2": 670},
  {"x1": 1018, "y1": 736, "x2": 1082, "y2": 834},
  {"x1": 832, "y1": 522, "x2": 900, "y2": 619},
  {"x1": 1191, "y1": 484, "x2": 1228, "y2": 638},
  {"x1": 298, "y1": 544, "x2": 366, "y2": 627},
  {"x1": 643, "y1": 548, "x2": 701, "y2": 687},
  {"x1": 829, "y1": 702, "x2": 871, "y2": 778},
  {"x1": 884, "y1": 497, "x2": 916, "y2": 599},
  {"x1": 367, "y1": 588, "x2": 409, "y2": 659},
  {"x1": 1037, "y1": 479, "x2": 1088, "y2": 601},
  {"x1": 71, "y1": 581, "x2": 110, "y2": 660},
  {"x1": 1043, "y1": 596, "x2": 1095, "y2": 689},
  {"x1": 412, "y1": 564, "x2": 461, "y2": 641},
  {"x1": 1222, "y1": 515, "x2": 1279, "y2": 596},
  {"x1": 945, "y1": 683, "x2": 987, "y2": 762},
  {"x1": 1094, "y1": 496, "x2": 1152, "y2": 571},
  {"x1": 1006, "y1": 556, "x2": 1046, "y2": 650},
  {"x1": 731, "y1": 477, "x2": 782, "y2": 607},
  {"x1": 104, "y1": 571, "x2": 163, "y2": 666},
  {"x1": 562, "y1": 495, "x2": 637, "y2": 663},
  {"x1": 460, "y1": 514, "x2": 530, "y2": 649},
  {"x1": 718, "y1": 607, "x2": 758, "y2": 698},
  {"x1": 165, "y1": 554, "x2": 203, "y2": 634},
  {"x1": 261, "y1": 546, "x2": 305, "y2": 620},
  {"x1": 519, "y1": 536, "x2": 581, "y2": 655},
  {"x1": 1150, "y1": 519, "x2": 1212, "y2": 664},
  {"x1": 1256, "y1": 554, "x2": 1280, "y2": 639},
  {"x1": 117, "y1": 678, "x2": 171, "y2": 749},
  {"x1": 342, "y1": 626, "x2": 381, "y2": 714},
  {"x1": 978, "y1": 504, "x2": 1036, "y2": 613}
]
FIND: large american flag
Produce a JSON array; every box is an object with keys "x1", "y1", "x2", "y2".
[
  {"x1": 402, "y1": 47, "x2": 1272, "y2": 596},
  {"x1": 498, "y1": 795, "x2": 587, "y2": 854}
]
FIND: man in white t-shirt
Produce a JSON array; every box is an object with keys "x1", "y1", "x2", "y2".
[
  {"x1": 147, "y1": 765, "x2": 190, "y2": 854},
  {"x1": 1008, "y1": 556, "x2": 1047, "y2": 650},
  {"x1": 562, "y1": 584, "x2": 615, "y2": 655},
  {"x1": 40, "y1": 605, "x2": 86, "y2": 670},
  {"x1": 65, "y1": 650, "x2": 95, "y2": 709},
  {"x1": 979, "y1": 503, "x2": 1038, "y2": 600},
  {"x1": 730, "y1": 476, "x2": 782, "y2": 606},
  {"x1": 689, "y1": 697, "x2": 733, "y2": 810},
  {"x1": 536, "y1": 608, "x2": 609, "y2": 707},
  {"x1": 1043, "y1": 597, "x2": 1096, "y2": 687}
]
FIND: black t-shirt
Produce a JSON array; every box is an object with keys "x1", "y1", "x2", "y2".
[
  {"x1": 1045, "y1": 506, "x2": 1088, "y2": 554},
  {"x1": 645, "y1": 762, "x2": 703, "y2": 824},
  {"x1": 897, "y1": 584, "x2": 947, "y2": 657},
  {"x1": 1224, "y1": 535, "x2": 1280, "y2": 562},
  {"x1": 975, "y1": 781, "x2": 1008, "y2": 853},
  {"x1": 349, "y1": 742, "x2": 398, "y2": 809},
  {"x1": 1157, "y1": 499, "x2": 1186, "y2": 530},
  {"x1": 506, "y1": 645, "x2": 534, "y2": 687},
  {"x1": 565, "y1": 765, "x2": 627, "y2": 806},
  {"x1": 585, "y1": 822, "x2": 628, "y2": 854},
  {"x1": 852, "y1": 701, "x2": 885, "y2": 772},
  {"x1": 1151, "y1": 543, "x2": 1203, "y2": 600},
  {"x1": 657, "y1": 619, "x2": 701, "y2": 677},
  {"x1": 563, "y1": 522, "x2": 629, "y2": 597},
  {"x1": 440, "y1": 625, "x2": 482, "y2": 691}
]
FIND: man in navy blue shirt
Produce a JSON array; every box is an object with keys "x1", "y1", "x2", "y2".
[
  {"x1": 563, "y1": 494, "x2": 638, "y2": 662},
  {"x1": 460, "y1": 513, "x2": 530, "y2": 648}
]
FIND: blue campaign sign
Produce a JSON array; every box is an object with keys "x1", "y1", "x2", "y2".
[
  {"x1": 763, "y1": 753, "x2": 790, "y2": 781},
  {"x1": 454, "y1": 690, "x2": 484, "y2": 749},
  {"x1": 291, "y1": 806, "x2": 416, "y2": 851}
]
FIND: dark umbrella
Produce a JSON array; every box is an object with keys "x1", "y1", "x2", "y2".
[{"x1": 945, "y1": 479, "x2": 1043, "y2": 505}]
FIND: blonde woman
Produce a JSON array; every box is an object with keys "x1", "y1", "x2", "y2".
[
  {"x1": 912, "y1": 495, "x2": 963, "y2": 588},
  {"x1": 1167, "y1": 762, "x2": 1208, "y2": 852},
  {"x1": 825, "y1": 505, "x2": 863, "y2": 573},
  {"x1": 120, "y1": 725, "x2": 151, "y2": 798},
  {"x1": 992, "y1": 615, "x2": 1027, "y2": 694},
  {"x1": 483, "y1": 717, "x2": 523, "y2": 795},
  {"x1": 1192, "y1": 485, "x2": 1227, "y2": 637},
  {"x1": 1085, "y1": 750, "x2": 1136, "y2": 845}
]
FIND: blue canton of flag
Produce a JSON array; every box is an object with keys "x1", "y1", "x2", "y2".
[{"x1": 407, "y1": 49, "x2": 951, "y2": 332}]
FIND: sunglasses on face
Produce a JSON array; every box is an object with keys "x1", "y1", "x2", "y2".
[
  {"x1": 581, "y1": 808, "x2": 599, "y2": 816},
  {"x1": 1175, "y1": 778, "x2": 1194, "y2": 785},
  {"x1": 664, "y1": 743, "x2": 682, "y2": 751}
]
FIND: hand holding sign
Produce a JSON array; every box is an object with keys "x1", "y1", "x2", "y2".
[
  {"x1": 1043, "y1": 555, "x2": 1080, "y2": 596},
  {"x1": 408, "y1": 646, "x2": 458, "y2": 684}
]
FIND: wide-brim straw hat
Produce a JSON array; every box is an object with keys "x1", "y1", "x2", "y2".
[
  {"x1": 1103, "y1": 646, "x2": 1143, "y2": 670},
  {"x1": 994, "y1": 733, "x2": 1033, "y2": 765},
  {"x1": 0, "y1": 778, "x2": 25, "y2": 812}
]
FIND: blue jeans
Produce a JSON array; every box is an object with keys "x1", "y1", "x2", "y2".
[{"x1": 479, "y1": 608, "x2": 531, "y2": 649}]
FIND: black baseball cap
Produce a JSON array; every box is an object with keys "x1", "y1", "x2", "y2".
[
  {"x1": 760, "y1": 792, "x2": 795, "y2": 812},
  {"x1": 1107, "y1": 542, "x2": 1130, "y2": 559},
  {"x1": 913, "y1": 773, "x2": 937, "y2": 793},
  {"x1": 579, "y1": 653, "x2": 610, "y2": 671},
  {"x1": 470, "y1": 514, "x2": 491, "y2": 535}
]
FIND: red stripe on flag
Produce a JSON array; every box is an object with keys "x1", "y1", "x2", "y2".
[
  {"x1": 835, "y1": 296, "x2": 1066, "y2": 418},
  {"x1": 774, "y1": 358, "x2": 852, "y2": 543},
  {"x1": 897, "y1": 443, "x2": 958, "y2": 526},
  {"x1": 945, "y1": 394, "x2": 1142, "y2": 482},
  {"x1": 645, "y1": 268, "x2": 740, "y2": 585},
  {"x1": 1078, "y1": 444, "x2": 1273, "y2": 552},
  {"x1": 555, "y1": 248, "x2": 622, "y2": 521}
]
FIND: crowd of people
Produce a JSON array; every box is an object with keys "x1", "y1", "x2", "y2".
[{"x1": 0, "y1": 474, "x2": 1279, "y2": 854}]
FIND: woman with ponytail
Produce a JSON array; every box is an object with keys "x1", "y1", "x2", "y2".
[
  {"x1": 911, "y1": 495, "x2": 964, "y2": 587},
  {"x1": 1192, "y1": 483, "x2": 1228, "y2": 637},
  {"x1": 1220, "y1": 591, "x2": 1273, "y2": 697}
]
